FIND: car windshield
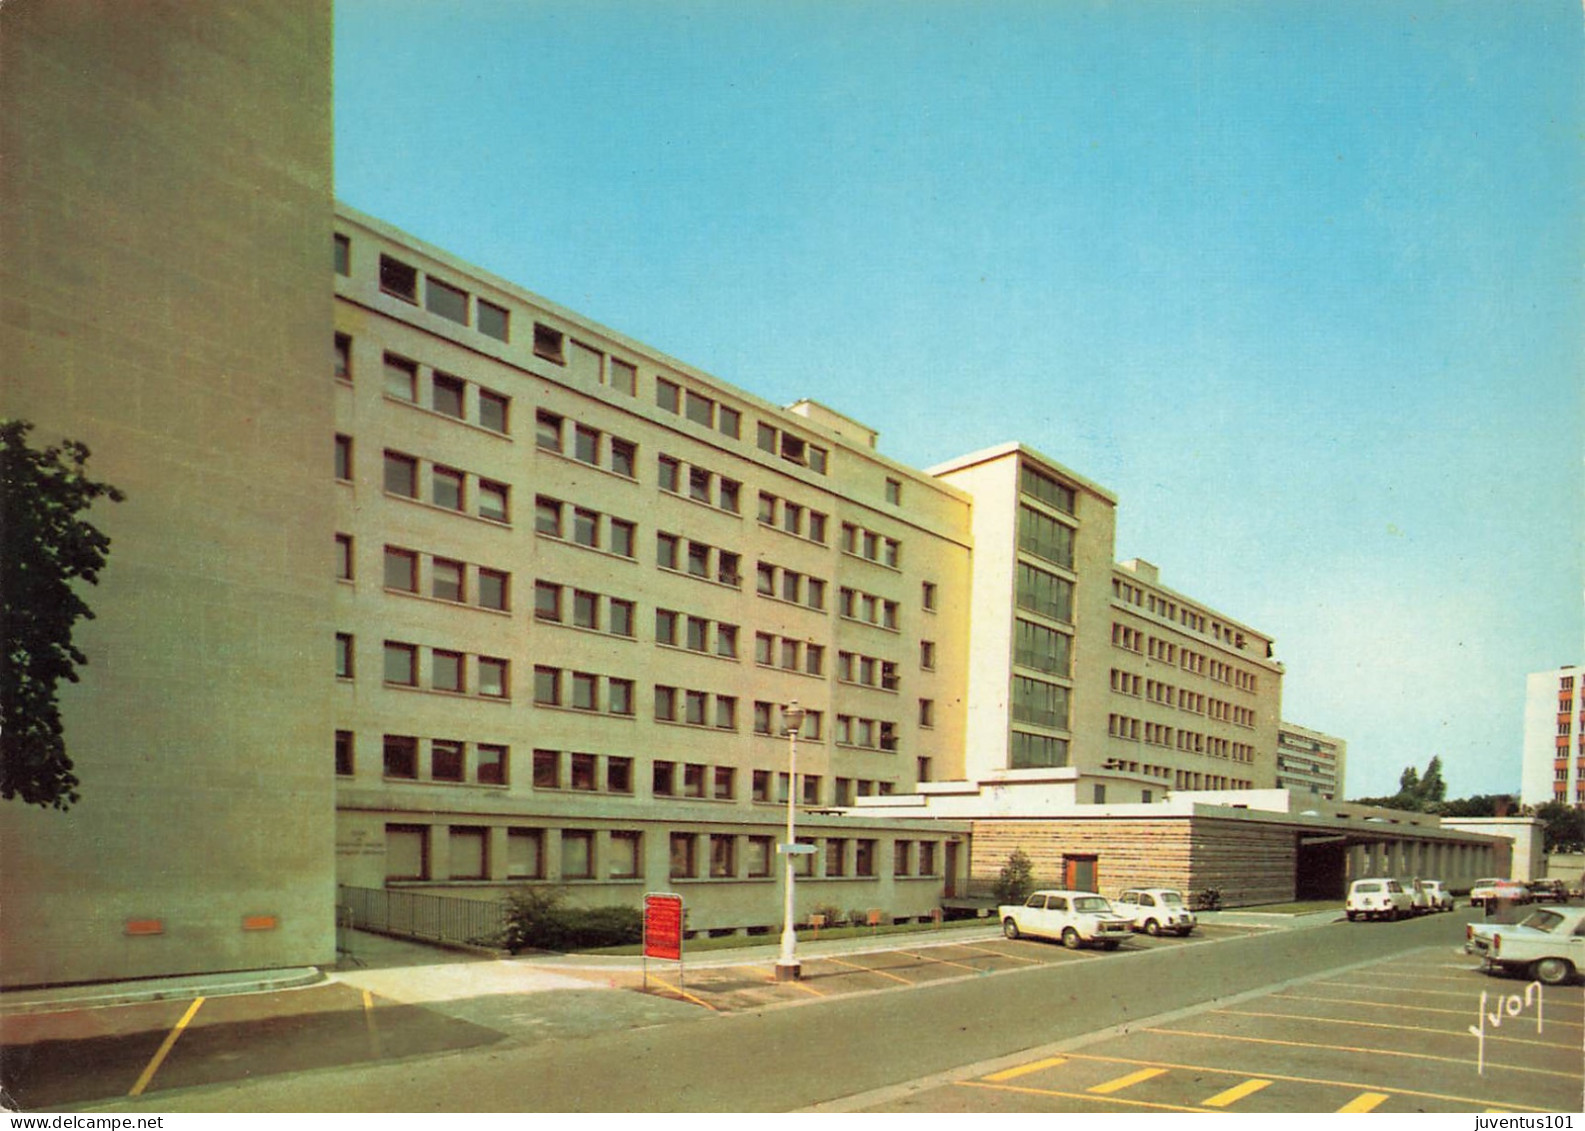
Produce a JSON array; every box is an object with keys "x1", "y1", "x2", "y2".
[
  {"x1": 1158, "y1": 891, "x2": 1185, "y2": 905},
  {"x1": 1354, "y1": 882, "x2": 1381, "y2": 893},
  {"x1": 1073, "y1": 897, "x2": 1111, "y2": 913},
  {"x1": 1517, "y1": 910, "x2": 1566, "y2": 934}
]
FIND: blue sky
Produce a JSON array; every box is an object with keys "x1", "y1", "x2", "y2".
[{"x1": 334, "y1": 0, "x2": 1583, "y2": 799}]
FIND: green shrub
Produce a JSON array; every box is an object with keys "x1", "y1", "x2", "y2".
[
  {"x1": 993, "y1": 848, "x2": 1036, "y2": 905},
  {"x1": 499, "y1": 887, "x2": 645, "y2": 952}
]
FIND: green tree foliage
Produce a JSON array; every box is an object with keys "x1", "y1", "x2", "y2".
[
  {"x1": 992, "y1": 847, "x2": 1036, "y2": 905},
  {"x1": 1432, "y1": 794, "x2": 1514, "y2": 818},
  {"x1": 1354, "y1": 756, "x2": 1448, "y2": 812},
  {"x1": 1534, "y1": 802, "x2": 1585, "y2": 854},
  {"x1": 1, "y1": 420, "x2": 123, "y2": 809},
  {"x1": 497, "y1": 887, "x2": 644, "y2": 952}
]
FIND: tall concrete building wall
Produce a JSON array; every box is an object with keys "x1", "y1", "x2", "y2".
[
  {"x1": 1521, "y1": 666, "x2": 1584, "y2": 808},
  {"x1": 0, "y1": 0, "x2": 337, "y2": 986},
  {"x1": 1276, "y1": 722, "x2": 1347, "y2": 801}
]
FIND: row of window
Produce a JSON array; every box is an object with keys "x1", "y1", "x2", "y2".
[
  {"x1": 1108, "y1": 670, "x2": 1255, "y2": 726},
  {"x1": 1017, "y1": 504, "x2": 1076, "y2": 570},
  {"x1": 374, "y1": 348, "x2": 512, "y2": 435},
  {"x1": 1016, "y1": 562, "x2": 1075, "y2": 625},
  {"x1": 535, "y1": 496, "x2": 638, "y2": 557},
  {"x1": 755, "y1": 633, "x2": 825, "y2": 677},
  {"x1": 384, "y1": 823, "x2": 938, "y2": 884},
  {"x1": 1010, "y1": 730, "x2": 1070, "y2": 769},
  {"x1": 1020, "y1": 464, "x2": 1077, "y2": 516},
  {"x1": 535, "y1": 582, "x2": 635, "y2": 636},
  {"x1": 369, "y1": 542, "x2": 511, "y2": 610},
  {"x1": 757, "y1": 490, "x2": 830, "y2": 544},
  {"x1": 352, "y1": 639, "x2": 511, "y2": 698},
  {"x1": 657, "y1": 378, "x2": 742, "y2": 440},
  {"x1": 536, "y1": 411, "x2": 638, "y2": 478},
  {"x1": 1014, "y1": 618, "x2": 1072, "y2": 677},
  {"x1": 754, "y1": 560, "x2": 828, "y2": 609},
  {"x1": 658, "y1": 531, "x2": 740, "y2": 586},
  {"x1": 1174, "y1": 772, "x2": 1252, "y2": 791},
  {"x1": 533, "y1": 666, "x2": 636, "y2": 715},
  {"x1": 383, "y1": 450, "x2": 510, "y2": 522},
  {"x1": 754, "y1": 420, "x2": 829, "y2": 475},
  {"x1": 838, "y1": 586, "x2": 901, "y2": 630},
  {"x1": 660, "y1": 454, "x2": 742, "y2": 514},
  {"x1": 369, "y1": 733, "x2": 509, "y2": 784},
  {"x1": 838, "y1": 651, "x2": 899, "y2": 691},
  {"x1": 366, "y1": 248, "x2": 512, "y2": 344},
  {"x1": 1012, "y1": 675, "x2": 1070, "y2": 731},
  {"x1": 1110, "y1": 625, "x2": 1262, "y2": 694},
  {"x1": 839, "y1": 522, "x2": 901, "y2": 568}
]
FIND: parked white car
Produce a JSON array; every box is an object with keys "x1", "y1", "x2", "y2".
[
  {"x1": 1000, "y1": 890, "x2": 1134, "y2": 950},
  {"x1": 1346, "y1": 878, "x2": 1414, "y2": 921},
  {"x1": 1421, "y1": 880, "x2": 1455, "y2": 911},
  {"x1": 1111, "y1": 888, "x2": 1197, "y2": 936},
  {"x1": 1399, "y1": 878, "x2": 1432, "y2": 915},
  {"x1": 1465, "y1": 905, "x2": 1585, "y2": 985}
]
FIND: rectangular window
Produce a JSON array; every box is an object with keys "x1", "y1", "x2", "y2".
[
  {"x1": 685, "y1": 390, "x2": 713, "y2": 427},
  {"x1": 534, "y1": 666, "x2": 561, "y2": 706},
  {"x1": 333, "y1": 233, "x2": 350, "y2": 276},
  {"x1": 561, "y1": 830, "x2": 594, "y2": 879},
  {"x1": 536, "y1": 497, "x2": 563, "y2": 537},
  {"x1": 379, "y1": 255, "x2": 417, "y2": 302},
  {"x1": 655, "y1": 609, "x2": 678, "y2": 645},
  {"x1": 334, "y1": 433, "x2": 353, "y2": 481},
  {"x1": 716, "y1": 624, "x2": 738, "y2": 658},
  {"x1": 570, "y1": 752, "x2": 598, "y2": 791},
  {"x1": 383, "y1": 353, "x2": 417, "y2": 401},
  {"x1": 335, "y1": 534, "x2": 354, "y2": 581},
  {"x1": 478, "y1": 299, "x2": 510, "y2": 342},
  {"x1": 334, "y1": 333, "x2": 351, "y2": 381},
  {"x1": 573, "y1": 508, "x2": 599, "y2": 548},
  {"x1": 610, "y1": 599, "x2": 635, "y2": 637},
  {"x1": 431, "y1": 372, "x2": 465, "y2": 418},
  {"x1": 715, "y1": 696, "x2": 737, "y2": 731},
  {"x1": 384, "y1": 451, "x2": 418, "y2": 497},
  {"x1": 669, "y1": 833, "x2": 697, "y2": 879},
  {"x1": 654, "y1": 685, "x2": 677, "y2": 721},
  {"x1": 686, "y1": 616, "x2": 708, "y2": 652},
  {"x1": 383, "y1": 642, "x2": 417, "y2": 686},
  {"x1": 431, "y1": 739, "x2": 464, "y2": 781},
  {"x1": 507, "y1": 829, "x2": 543, "y2": 879},
  {"x1": 687, "y1": 541, "x2": 710, "y2": 578},
  {"x1": 653, "y1": 760, "x2": 676, "y2": 796},
  {"x1": 536, "y1": 410, "x2": 563, "y2": 452},
  {"x1": 571, "y1": 671, "x2": 598, "y2": 711},
  {"x1": 719, "y1": 478, "x2": 740, "y2": 513},
  {"x1": 533, "y1": 749, "x2": 561, "y2": 789},
  {"x1": 609, "y1": 831, "x2": 641, "y2": 879},
  {"x1": 610, "y1": 358, "x2": 637, "y2": 396},
  {"x1": 885, "y1": 478, "x2": 902, "y2": 505},
  {"x1": 533, "y1": 322, "x2": 565, "y2": 363},
  {"x1": 611, "y1": 439, "x2": 636, "y2": 478},
  {"x1": 432, "y1": 649, "x2": 464, "y2": 693},
  {"x1": 478, "y1": 658, "x2": 508, "y2": 699},
  {"x1": 657, "y1": 532, "x2": 679, "y2": 570},
  {"x1": 689, "y1": 466, "x2": 712, "y2": 503},
  {"x1": 385, "y1": 824, "x2": 427, "y2": 880},
  {"x1": 383, "y1": 735, "x2": 418, "y2": 779},
  {"x1": 856, "y1": 839, "x2": 876, "y2": 877},
  {"x1": 535, "y1": 581, "x2": 562, "y2": 622},
  {"x1": 747, "y1": 836, "x2": 772, "y2": 878},
  {"x1": 478, "y1": 481, "x2": 509, "y2": 523},
  {"x1": 479, "y1": 568, "x2": 509, "y2": 611},
  {"x1": 568, "y1": 340, "x2": 603, "y2": 384},
  {"x1": 448, "y1": 827, "x2": 487, "y2": 879},
  {"x1": 710, "y1": 834, "x2": 736, "y2": 878},
  {"x1": 685, "y1": 690, "x2": 708, "y2": 726},
  {"x1": 610, "y1": 519, "x2": 635, "y2": 559},
  {"x1": 335, "y1": 633, "x2": 354, "y2": 678},
  {"x1": 432, "y1": 465, "x2": 464, "y2": 511},
  {"x1": 607, "y1": 757, "x2": 633, "y2": 794},
  {"x1": 718, "y1": 405, "x2": 741, "y2": 438},
  {"x1": 752, "y1": 769, "x2": 771, "y2": 801},
  {"x1": 477, "y1": 744, "x2": 507, "y2": 785},
  {"x1": 573, "y1": 589, "x2": 599, "y2": 629},
  {"x1": 335, "y1": 730, "x2": 354, "y2": 776},
  {"x1": 713, "y1": 766, "x2": 736, "y2": 800},
  {"x1": 826, "y1": 839, "x2": 847, "y2": 877},
  {"x1": 425, "y1": 277, "x2": 469, "y2": 325},
  {"x1": 432, "y1": 558, "x2": 464, "y2": 602},
  {"x1": 574, "y1": 425, "x2": 600, "y2": 465},
  {"x1": 608, "y1": 678, "x2": 634, "y2": 716},
  {"x1": 656, "y1": 378, "x2": 681, "y2": 413},
  {"x1": 479, "y1": 389, "x2": 509, "y2": 433}
]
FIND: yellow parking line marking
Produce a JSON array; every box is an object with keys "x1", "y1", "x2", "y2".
[
  {"x1": 128, "y1": 996, "x2": 204, "y2": 1097},
  {"x1": 1213, "y1": 1008, "x2": 1574, "y2": 1050},
  {"x1": 982, "y1": 1056, "x2": 1068, "y2": 1082},
  {"x1": 957, "y1": 1080, "x2": 1204, "y2": 1113},
  {"x1": 954, "y1": 941, "x2": 1042, "y2": 964},
  {"x1": 1338, "y1": 1092, "x2": 1390, "y2": 1113},
  {"x1": 1142, "y1": 1028, "x2": 1580, "y2": 1080},
  {"x1": 1088, "y1": 1067, "x2": 1167, "y2": 1094},
  {"x1": 1203, "y1": 1078, "x2": 1272, "y2": 1107},
  {"x1": 826, "y1": 955, "x2": 913, "y2": 984},
  {"x1": 647, "y1": 975, "x2": 717, "y2": 1011},
  {"x1": 896, "y1": 949, "x2": 982, "y2": 973},
  {"x1": 1062, "y1": 1052, "x2": 1550, "y2": 1113},
  {"x1": 787, "y1": 978, "x2": 825, "y2": 997},
  {"x1": 1274, "y1": 992, "x2": 1585, "y2": 1026},
  {"x1": 1310, "y1": 980, "x2": 1524, "y2": 1001}
]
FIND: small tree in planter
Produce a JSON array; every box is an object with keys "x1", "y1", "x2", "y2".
[{"x1": 992, "y1": 848, "x2": 1036, "y2": 905}]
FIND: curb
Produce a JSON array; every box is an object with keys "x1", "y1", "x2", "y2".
[{"x1": 0, "y1": 967, "x2": 326, "y2": 1016}]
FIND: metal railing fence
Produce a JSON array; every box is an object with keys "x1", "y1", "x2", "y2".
[{"x1": 338, "y1": 884, "x2": 507, "y2": 948}]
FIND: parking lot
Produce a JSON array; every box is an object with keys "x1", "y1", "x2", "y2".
[
  {"x1": 858, "y1": 946, "x2": 1585, "y2": 1114},
  {"x1": 609, "y1": 919, "x2": 1262, "y2": 1013}
]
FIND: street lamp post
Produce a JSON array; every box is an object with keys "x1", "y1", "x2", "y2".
[{"x1": 775, "y1": 700, "x2": 807, "y2": 982}]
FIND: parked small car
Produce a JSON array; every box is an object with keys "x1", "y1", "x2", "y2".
[
  {"x1": 1527, "y1": 879, "x2": 1569, "y2": 905},
  {"x1": 1111, "y1": 888, "x2": 1197, "y2": 936},
  {"x1": 1420, "y1": 880, "x2": 1455, "y2": 911},
  {"x1": 999, "y1": 890, "x2": 1134, "y2": 950},
  {"x1": 1346, "y1": 878, "x2": 1414, "y2": 921},
  {"x1": 1465, "y1": 905, "x2": 1585, "y2": 985},
  {"x1": 1399, "y1": 878, "x2": 1432, "y2": 916},
  {"x1": 1469, "y1": 877, "x2": 1501, "y2": 906}
]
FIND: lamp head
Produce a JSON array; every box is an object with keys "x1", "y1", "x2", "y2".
[{"x1": 782, "y1": 700, "x2": 806, "y2": 735}]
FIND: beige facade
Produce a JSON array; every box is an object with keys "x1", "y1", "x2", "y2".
[
  {"x1": 1520, "y1": 665, "x2": 1584, "y2": 808},
  {"x1": 930, "y1": 446, "x2": 1284, "y2": 804},
  {"x1": 330, "y1": 208, "x2": 973, "y2": 929},
  {"x1": 1276, "y1": 721, "x2": 1348, "y2": 801},
  {"x1": 0, "y1": 0, "x2": 336, "y2": 986}
]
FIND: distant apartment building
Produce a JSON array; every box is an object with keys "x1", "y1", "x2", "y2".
[
  {"x1": 1275, "y1": 723, "x2": 1347, "y2": 801},
  {"x1": 1521, "y1": 665, "x2": 1584, "y2": 808}
]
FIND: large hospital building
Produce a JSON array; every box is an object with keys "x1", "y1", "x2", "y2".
[{"x1": 3, "y1": 1, "x2": 1502, "y2": 989}]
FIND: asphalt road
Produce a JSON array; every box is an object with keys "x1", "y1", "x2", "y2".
[{"x1": 82, "y1": 910, "x2": 1548, "y2": 1113}]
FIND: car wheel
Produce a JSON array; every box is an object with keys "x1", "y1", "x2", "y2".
[
  {"x1": 1002, "y1": 917, "x2": 1020, "y2": 940},
  {"x1": 1144, "y1": 918, "x2": 1161, "y2": 936},
  {"x1": 1346, "y1": 911, "x2": 1356, "y2": 921},
  {"x1": 1533, "y1": 957, "x2": 1574, "y2": 986},
  {"x1": 1061, "y1": 927, "x2": 1082, "y2": 950}
]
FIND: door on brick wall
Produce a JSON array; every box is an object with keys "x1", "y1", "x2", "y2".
[{"x1": 1064, "y1": 854, "x2": 1097, "y2": 891}]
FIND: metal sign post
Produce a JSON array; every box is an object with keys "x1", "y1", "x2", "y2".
[{"x1": 643, "y1": 891, "x2": 684, "y2": 992}]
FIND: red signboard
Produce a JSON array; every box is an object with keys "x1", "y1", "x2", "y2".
[{"x1": 644, "y1": 892, "x2": 683, "y2": 961}]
